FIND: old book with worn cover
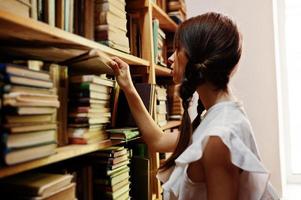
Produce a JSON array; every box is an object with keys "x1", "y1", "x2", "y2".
[
  {"x1": 0, "y1": 63, "x2": 51, "y2": 81},
  {"x1": 0, "y1": 173, "x2": 73, "y2": 197},
  {"x1": 62, "y1": 49, "x2": 114, "y2": 74},
  {"x1": 2, "y1": 143, "x2": 56, "y2": 165}
]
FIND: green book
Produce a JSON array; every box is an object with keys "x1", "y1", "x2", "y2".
[
  {"x1": 106, "y1": 128, "x2": 140, "y2": 141},
  {"x1": 152, "y1": 19, "x2": 159, "y2": 64}
]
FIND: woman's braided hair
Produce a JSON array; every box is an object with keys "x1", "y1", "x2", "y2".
[{"x1": 160, "y1": 12, "x2": 242, "y2": 171}]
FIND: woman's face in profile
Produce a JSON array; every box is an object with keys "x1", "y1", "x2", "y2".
[{"x1": 169, "y1": 48, "x2": 188, "y2": 84}]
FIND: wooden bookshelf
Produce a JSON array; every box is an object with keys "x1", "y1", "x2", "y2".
[
  {"x1": 161, "y1": 120, "x2": 181, "y2": 130},
  {"x1": 0, "y1": 1, "x2": 185, "y2": 198},
  {"x1": 0, "y1": 139, "x2": 124, "y2": 178},
  {"x1": 152, "y1": 2, "x2": 178, "y2": 32},
  {"x1": 155, "y1": 64, "x2": 173, "y2": 76},
  {"x1": 0, "y1": 10, "x2": 149, "y2": 67}
]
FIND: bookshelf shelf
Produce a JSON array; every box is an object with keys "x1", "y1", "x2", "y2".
[
  {"x1": 0, "y1": 139, "x2": 123, "y2": 178},
  {"x1": 0, "y1": 10, "x2": 149, "y2": 67},
  {"x1": 161, "y1": 120, "x2": 181, "y2": 130},
  {"x1": 155, "y1": 64, "x2": 173, "y2": 76},
  {"x1": 151, "y1": 2, "x2": 178, "y2": 32}
]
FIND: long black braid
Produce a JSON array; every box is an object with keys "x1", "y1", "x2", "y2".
[{"x1": 160, "y1": 61, "x2": 206, "y2": 170}]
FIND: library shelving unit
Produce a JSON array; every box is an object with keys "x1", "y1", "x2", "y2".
[{"x1": 0, "y1": 1, "x2": 181, "y2": 199}]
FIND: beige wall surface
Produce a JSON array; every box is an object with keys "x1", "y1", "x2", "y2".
[{"x1": 186, "y1": 0, "x2": 282, "y2": 195}]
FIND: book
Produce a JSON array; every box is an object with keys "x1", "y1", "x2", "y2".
[
  {"x1": 96, "y1": 23, "x2": 127, "y2": 33},
  {"x1": 68, "y1": 116, "x2": 110, "y2": 125},
  {"x1": 83, "y1": 0, "x2": 94, "y2": 39},
  {"x1": 4, "y1": 107, "x2": 57, "y2": 115},
  {"x1": 106, "y1": 165, "x2": 129, "y2": 177},
  {"x1": 28, "y1": 183, "x2": 76, "y2": 200},
  {"x1": 94, "y1": 170, "x2": 129, "y2": 186},
  {"x1": 96, "y1": 153, "x2": 129, "y2": 165},
  {"x1": 95, "y1": 30, "x2": 129, "y2": 48},
  {"x1": 106, "y1": 160, "x2": 130, "y2": 170},
  {"x1": 0, "y1": 173, "x2": 73, "y2": 197},
  {"x1": 71, "y1": 82, "x2": 112, "y2": 94},
  {"x1": 4, "y1": 129, "x2": 57, "y2": 149},
  {"x1": 69, "y1": 135, "x2": 109, "y2": 144},
  {"x1": 69, "y1": 90, "x2": 111, "y2": 100},
  {"x1": 69, "y1": 111, "x2": 110, "y2": 118},
  {"x1": 0, "y1": 63, "x2": 51, "y2": 81},
  {"x1": 99, "y1": 40, "x2": 130, "y2": 53},
  {"x1": 3, "y1": 143, "x2": 56, "y2": 165},
  {"x1": 69, "y1": 98, "x2": 110, "y2": 108},
  {"x1": 4, "y1": 123, "x2": 57, "y2": 134},
  {"x1": 68, "y1": 128, "x2": 107, "y2": 140},
  {"x1": 95, "y1": 1, "x2": 126, "y2": 19},
  {"x1": 3, "y1": 84, "x2": 56, "y2": 95},
  {"x1": 62, "y1": 49, "x2": 114, "y2": 74},
  {"x1": 69, "y1": 74, "x2": 115, "y2": 87},
  {"x1": 115, "y1": 83, "x2": 155, "y2": 127},
  {"x1": 3, "y1": 94, "x2": 59, "y2": 108},
  {"x1": 2, "y1": 74, "x2": 53, "y2": 88},
  {"x1": 71, "y1": 106, "x2": 110, "y2": 114},
  {"x1": 67, "y1": 125, "x2": 106, "y2": 137},
  {"x1": 107, "y1": 128, "x2": 140, "y2": 141},
  {"x1": 153, "y1": 19, "x2": 159, "y2": 64},
  {"x1": 92, "y1": 146, "x2": 128, "y2": 158},
  {"x1": 106, "y1": 184, "x2": 130, "y2": 199},
  {"x1": 96, "y1": 178, "x2": 129, "y2": 193},
  {"x1": 95, "y1": 9, "x2": 127, "y2": 28},
  {"x1": 5, "y1": 114, "x2": 54, "y2": 124}
]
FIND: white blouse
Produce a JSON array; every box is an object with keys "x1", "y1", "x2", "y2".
[{"x1": 157, "y1": 101, "x2": 279, "y2": 200}]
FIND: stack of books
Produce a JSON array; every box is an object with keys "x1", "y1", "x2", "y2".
[
  {"x1": 68, "y1": 75, "x2": 115, "y2": 144},
  {"x1": 167, "y1": 84, "x2": 183, "y2": 120},
  {"x1": 0, "y1": 63, "x2": 59, "y2": 165},
  {"x1": 95, "y1": 0, "x2": 130, "y2": 53},
  {"x1": 156, "y1": 85, "x2": 168, "y2": 127},
  {"x1": 167, "y1": 0, "x2": 187, "y2": 24},
  {"x1": 91, "y1": 146, "x2": 131, "y2": 199},
  {"x1": 153, "y1": 19, "x2": 167, "y2": 67},
  {"x1": 0, "y1": 172, "x2": 75, "y2": 200}
]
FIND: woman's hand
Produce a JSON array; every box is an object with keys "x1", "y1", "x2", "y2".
[{"x1": 109, "y1": 57, "x2": 135, "y2": 93}]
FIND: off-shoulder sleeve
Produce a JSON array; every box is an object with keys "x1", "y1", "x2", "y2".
[{"x1": 158, "y1": 126, "x2": 279, "y2": 199}]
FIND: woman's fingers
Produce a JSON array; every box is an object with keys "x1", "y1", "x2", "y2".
[
  {"x1": 109, "y1": 60, "x2": 120, "y2": 76},
  {"x1": 111, "y1": 57, "x2": 128, "y2": 69}
]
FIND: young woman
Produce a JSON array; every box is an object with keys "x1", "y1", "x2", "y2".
[{"x1": 109, "y1": 12, "x2": 279, "y2": 200}]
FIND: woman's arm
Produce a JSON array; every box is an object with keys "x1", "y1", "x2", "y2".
[
  {"x1": 109, "y1": 57, "x2": 179, "y2": 152},
  {"x1": 202, "y1": 136, "x2": 240, "y2": 200}
]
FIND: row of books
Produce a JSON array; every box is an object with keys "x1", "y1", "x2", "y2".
[
  {"x1": 0, "y1": 0, "x2": 130, "y2": 53},
  {"x1": 0, "y1": 63, "x2": 179, "y2": 167}
]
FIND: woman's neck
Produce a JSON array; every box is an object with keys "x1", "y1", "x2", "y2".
[{"x1": 196, "y1": 84, "x2": 235, "y2": 110}]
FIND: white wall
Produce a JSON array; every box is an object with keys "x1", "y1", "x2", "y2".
[{"x1": 186, "y1": 0, "x2": 282, "y2": 195}]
